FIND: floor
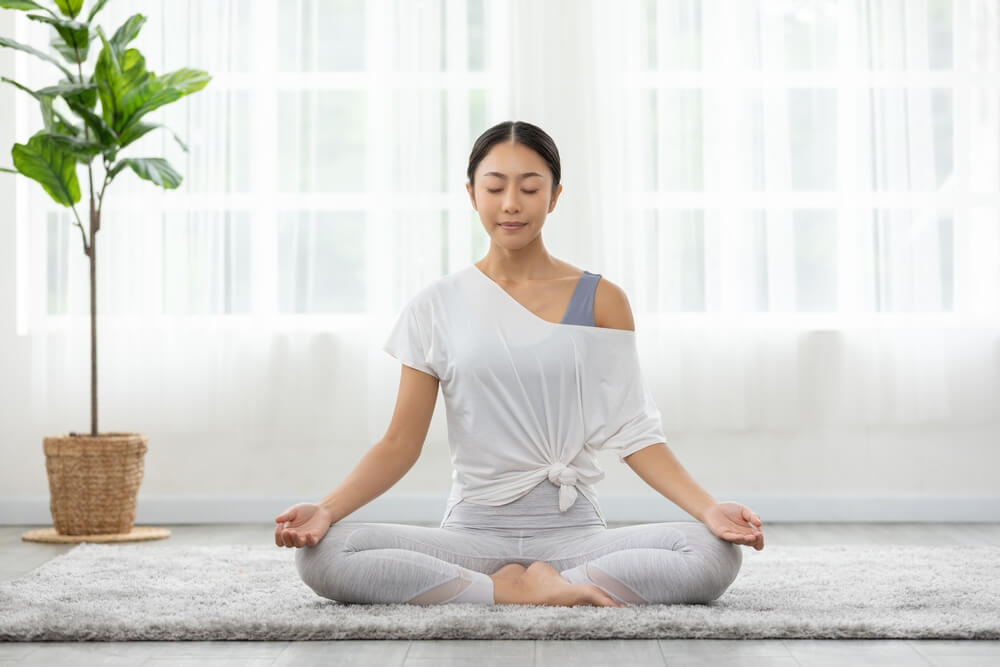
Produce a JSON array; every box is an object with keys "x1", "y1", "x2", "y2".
[{"x1": 1, "y1": 522, "x2": 998, "y2": 666}]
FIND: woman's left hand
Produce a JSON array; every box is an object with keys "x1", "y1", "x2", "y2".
[{"x1": 702, "y1": 502, "x2": 764, "y2": 551}]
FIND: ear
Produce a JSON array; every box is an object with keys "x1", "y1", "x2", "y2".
[
  {"x1": 548, "y1": 183, "x2": 563, "y2": 211},
  {"x1": 466, "y1": 181, "x2": 477, "y2": 210}
]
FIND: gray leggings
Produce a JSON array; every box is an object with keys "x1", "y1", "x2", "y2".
[{"x1": 295, "y1": 478, "x2": 742, "y2": 605}]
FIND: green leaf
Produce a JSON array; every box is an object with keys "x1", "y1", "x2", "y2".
[
  {"x1": 26, "y1": 14, "x2": 89, "y2": 62},
  {"x1": 39, "y1": 94, "x2": 83, "y2": 136},
  {"x1": 93, "y1": 26, "x2": 122, "y2": 127},
  {"x1": 1, "y1": 76, "x2": 82, "y2": 134},
  {"x1": 0, "y1": 74, "x2": 39, "y2": 100},
  {"x1": 117, "y1": 67, "x2": 209, "y2": 138},
  {"x1": 35, "y1": 80, "x2": 95, "y2": 97},
  {"x1": 46, "y1": 132, "x2": 104, "y2": 160},
  {"x1": 34, "y1": 80, "x2": 96, "y2": 135},
  {"x1": 50, "y1": 31, "x2": 92, "y2": 64},
  {"x1": 86, "y1": 0, "x2": 110, "y2": 23},
  {"x1": 0, "y1": 166, "x2": 19, "y2": 173},
  {"x1": 37, "y1": 77, "x2": 98, "y2": 116},
  {"x1": 109, "y1": 13, "x2": 145, "y2": 54},
  {"x1": 158, "y1": 68, "x2": 211, "y2": 95},
  {"x1": 105, "y1": 48, "x2": 156, "y2": 132},
  {"x1": 11, "y1": 132, "x2": 81, "y2": 206},
  {"x1": 0, "y1": 0, "x2": 46, "y2": 10},
  {"x1": 118, "y1": 79, "x2": 181, "y2": 136},
  {"x1": 117, "y1": 121, "x2": 189, "y2": 152},
  {"x1": 64, "y1": 96, "x2": 117, "y2": 146},
  {"x1": 111, "y1": 157, "x2": 181, "y2": 189},
  {"x1": 0, "y1": 35, "x2": 74, "y2": 79},
  {"x1": 71, "y1": 72, "x2": 98, "y2": 108},
  {"x1": 53, "y1": 0, "x2": 82, "y2": 19}
]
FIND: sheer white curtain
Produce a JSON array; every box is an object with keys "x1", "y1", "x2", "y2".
[
  {"x1": 584, "y1": 0, "x2": 1000, "y2": 433},
  {"x1": 10, "y1": 0, "x2": 1000, "y2": 463}
]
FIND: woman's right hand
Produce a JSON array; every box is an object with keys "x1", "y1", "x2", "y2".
[{"x1": 274, "y1": 503, "x2": 334, "y2": 548}]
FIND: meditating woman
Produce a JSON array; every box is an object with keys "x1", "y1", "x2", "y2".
[{"x1": 274, "y1": 120, "x2": 765, "y2": 607}]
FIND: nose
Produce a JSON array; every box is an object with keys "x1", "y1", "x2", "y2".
[{"x1": 502, "y1": 186, "x2": 520, "y2": 212}]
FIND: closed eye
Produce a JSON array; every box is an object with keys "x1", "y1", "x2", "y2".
[{"x1": 487, "y1": 189, "x2": 538, "y2": 194}]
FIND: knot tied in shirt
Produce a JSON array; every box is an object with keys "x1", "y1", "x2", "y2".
[{"x1": 546, "y1": 462, "x2": 580, "y2": 512}]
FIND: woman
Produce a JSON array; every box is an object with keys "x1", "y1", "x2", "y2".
[{"x1": 275, "y1": 120, "x2": 765, "y2": 607}]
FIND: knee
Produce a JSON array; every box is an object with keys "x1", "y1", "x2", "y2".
[
  {"x1": 294, "y1": 525, "x2": 354, "y2": 601},
  {"x1": 700, "y1": 535, "x2": 742, "y2": 602}
]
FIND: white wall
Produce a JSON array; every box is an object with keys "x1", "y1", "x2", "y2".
[{"x1": 0, "y1": 8, "x2": 996, "y2": 526}]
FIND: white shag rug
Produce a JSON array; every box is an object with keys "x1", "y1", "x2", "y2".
[{"x1": 1, "y1": 542, "x2": 998, "y2": 641}]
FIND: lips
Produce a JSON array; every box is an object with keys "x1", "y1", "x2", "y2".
[{"x1": 499, "y1": 222, "x2": 526, "y2": 229}]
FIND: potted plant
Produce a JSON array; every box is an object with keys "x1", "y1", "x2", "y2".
[{"x1": 0, "y1": 0, "x2": 210, "y2": 536}]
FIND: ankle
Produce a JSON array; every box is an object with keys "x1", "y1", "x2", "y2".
[{"x1": 488, "y1": 570, "x2": 525, "y2": 604}]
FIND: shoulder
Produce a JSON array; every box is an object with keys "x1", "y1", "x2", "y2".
[{"x1": 593, "y1": 276, "x2": 635, "y2": 332}]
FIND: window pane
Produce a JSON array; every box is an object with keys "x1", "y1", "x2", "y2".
[
  {"x1": 277, "y1": 211, "x2": 366, "y2": 313},
  {"x1": 277, "y1": 91, "x2": 366, "y2": 192},
  {"x1": 469, "y1": 89, "x2": 489, "y2": 156},
  {"x1": 467, "y1": 0, "x2": 488, "y2": 71},
  {"x1": 641, "y1": 0, "x2": 701, "y2": 70},
  {"x1": 857, "y1": 89, "x2": 952, "y2": 191},
  {"x1": 793, "y1": 210, "x2": 837, "y2": 311},
  {"x1": 766, "y1": 0, "x2": 838, "y2": 69},
  {"x1": 162, "y1": 211, "x2": 252, "y2": 315},
  {"x1": 970, "y1": 0, "x2": 1000, "y2": 72},
  {"x1": 162, "y1": 89, "x2": 252, "y2": 194},
  {"x1": 387, "y1": 210, "x2": 448, "y2": 307},
  {"x1": 277, "y1": 0, "x2": 365, "y2": 72},
  {"x1": 868, "y1": 210, "x2": 954, "y2": 312},
  {"x1": 393, "y1": 89, "x2": 447, "y2": 192},
  {"x1": 789, "y1": 89, "x2": 837, "y2": 191},
  {"x1": 46, "y1": 212, "x2": 69, "y2": 316},
  {"x1": 859, "y1": 0, "x2": 953, "y2": 69},
  {"x1": 970, "y1": 88, "x2": 999, "y2": 192},
  {"x1": 645, "y1": 89, "x2": 703, "y2": 190},
  {"x1": 626, "y1": 210, "x2": 705, "y2": 312},
  {"x1": 394, "y1": 0, "x2": 446, "y2": 71}
]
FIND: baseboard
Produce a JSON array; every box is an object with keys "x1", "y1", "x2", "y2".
[{"x1": 1, "y1": 494, "x2": 998, "y2": 525}]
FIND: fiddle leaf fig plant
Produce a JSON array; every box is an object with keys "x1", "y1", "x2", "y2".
[{"x1": 1, "y1": 0, "x2": 210, "y2": 436}]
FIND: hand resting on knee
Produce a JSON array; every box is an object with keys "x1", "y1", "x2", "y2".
[{"x1": 274, "y1": 503, "x2": 335, "y2": 548}]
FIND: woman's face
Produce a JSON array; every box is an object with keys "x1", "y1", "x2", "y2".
[{"x1": 466, "y1": 141, "x2": 563, "y2": 249}]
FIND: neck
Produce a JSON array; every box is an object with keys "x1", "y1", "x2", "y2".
[{"x1": 478, "y1": 243, "x2": 560, "y2": 283}]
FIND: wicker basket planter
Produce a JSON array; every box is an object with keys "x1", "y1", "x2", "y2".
[{"x1": 43, "y1": 433, "x2": 148, "y2": 536}]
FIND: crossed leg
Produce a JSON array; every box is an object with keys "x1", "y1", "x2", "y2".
[{"x1": 294, "y1": 519, "x2": 742, "y2": 606}]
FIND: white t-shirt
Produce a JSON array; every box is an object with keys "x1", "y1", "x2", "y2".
[{"x1": 382, "y1": 263, "x2": 666, "y2": 527}]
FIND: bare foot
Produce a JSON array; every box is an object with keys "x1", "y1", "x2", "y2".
[
  {"x1": 491, "y1": 561, "x2": 624, "y2": 608},
  {"x1": 489, "y1": 563, "x2": 527, "y2": 604}
]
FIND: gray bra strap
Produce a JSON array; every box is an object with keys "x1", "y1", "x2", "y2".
[{"x1": 560, "y1": 270, "x2": 602, "y2": 326}]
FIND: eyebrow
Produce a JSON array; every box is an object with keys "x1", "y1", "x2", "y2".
[{"x1": 483, "y1": 171, "x2": 543, "y2": 179}]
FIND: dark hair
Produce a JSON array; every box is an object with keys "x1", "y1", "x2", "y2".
[{"x1": 466, "y1": 120, "x2": 561, "y2": 194}]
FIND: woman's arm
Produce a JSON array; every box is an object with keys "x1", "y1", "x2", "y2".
[
  {"x1": 596, "y1": 277, "x2": 764, "y2": 549},
  {"x1": 623, "y1": 443, "x2": 717, "y2": 522},
  {"x1": 625, "y1": 444, "x2": 764, "y2": 549}
]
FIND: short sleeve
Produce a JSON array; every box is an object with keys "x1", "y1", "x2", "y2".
[
  {"x1": 583, "y1": 336, "x2": 666, "y2": 463},
  {"x1": 382, "y1": 295, "x2": 440, "y2": 379}
]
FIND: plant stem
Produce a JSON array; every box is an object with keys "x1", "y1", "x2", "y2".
[
  {"x1": 77, "y1": 47, "x2": 98, "y2": 437},
  {"x1": 90, "y1": 207, "x2": 98, "y2": 437}
]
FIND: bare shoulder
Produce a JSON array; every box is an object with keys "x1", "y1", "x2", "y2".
[{"x1": 593, "y1": 276, "x2": 635, "y2": 331}]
